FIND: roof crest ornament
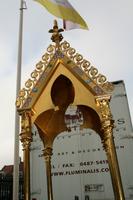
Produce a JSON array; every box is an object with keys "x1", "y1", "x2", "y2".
[
  {"x1": 16, "y1": 21, "x2": 114, "y2": 109},
  {"x1": 60, "y1": 41, "x2": 114, "y2": 91},
  {"x1": 49, "y1": 20, "x2": 64, "y2": 49}
]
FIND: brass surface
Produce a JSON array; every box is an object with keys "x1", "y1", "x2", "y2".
[
  {"x1": 31, "y1": 63, "x2": 102, "y2": 124},
  {"x1": 35, "y1": 108, "x2": 67, "y2": 145},
  {"x1": 96, "y1": 97, "x2": 125, "y2": 200},
  {"x1": 43, "y1": 147, "x2": 53, "y2": 200},
  {"x1": 16, "y1": 21, "x2": 125, "y2": 200},
  {"x1": 16, "y1": 35, "x2": 114, "y2": 111},
  {"x1": 34, "y1": 74, "x2": 74, "y2": 143},
  {"x1": 49, "y1": 19, "x2": 64, "y2": 49}
]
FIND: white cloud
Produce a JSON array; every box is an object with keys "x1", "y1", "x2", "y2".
[{"x1": 0, "y1": 41, "x2": 15, "y2": 77}]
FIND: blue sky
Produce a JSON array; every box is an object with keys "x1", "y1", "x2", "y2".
[{"x1": 0, "y1": 0, "x2": 133, "y2": 168}]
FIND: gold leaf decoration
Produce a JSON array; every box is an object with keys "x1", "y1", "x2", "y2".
[
  {"x1": 16, "y1": 44, "x2": 56, "y2": 109},
  {"x1": 16, "y1": 40, "x2": 113, "y2": 109},
  {"x1": 60, "y1": 41, "x2": 113, "y2": 92}
]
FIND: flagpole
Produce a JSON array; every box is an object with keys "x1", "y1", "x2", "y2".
[{"x1": 13, "y1": 1, "x2": 27, "y2": 200}]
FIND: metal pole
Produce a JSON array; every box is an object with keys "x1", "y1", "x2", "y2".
[{"x1": 13, "y1": 1, "x2": 26, "y2": 200}]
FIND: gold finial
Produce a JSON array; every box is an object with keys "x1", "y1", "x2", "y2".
[{"x1": 49, "y1": 20, "x2": 64, "y2": 48}]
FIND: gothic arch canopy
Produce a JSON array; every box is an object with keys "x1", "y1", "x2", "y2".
[
  {"x1": 16, "y1": 21, "x2": 125, "y2": 200},
  {"x1": 16, "y1": 40, "x2": 114, "y2": 124}
]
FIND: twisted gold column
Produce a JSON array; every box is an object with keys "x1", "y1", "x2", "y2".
[
  {"x1": 101, "y1": 120, "x2": 125, "y2": 200},
  {"x1": 43, "y1": 147, "x2": 53, "y2": 200},
  {"x1": 20, "y1": 111, "x2": 32, "y2": 200},
  {"x1": 97, "y1": 98, "x2": 125, "y2": 200}
]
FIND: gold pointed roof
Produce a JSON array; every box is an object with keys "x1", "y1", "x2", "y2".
[{"x1": 16, "y1": 20, "x2": 114, "y2": 111}]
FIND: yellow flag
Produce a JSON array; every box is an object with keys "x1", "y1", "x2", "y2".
[{"x1": 34, "y1": 0, "x2": 88, "y2": 30}]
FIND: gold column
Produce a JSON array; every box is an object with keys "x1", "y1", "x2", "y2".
[
  {"x1": 20, "y1": 111, "x2": 32, "y2": 200},
  {"x1": 43, "y1": 147, "x2": 53, "y2": 200},
  {"x1": 97, "y1": 98, "x2": 125, "y2": 200}
]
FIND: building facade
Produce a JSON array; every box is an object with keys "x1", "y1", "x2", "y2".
[{"x1": 0, "y1": 161, "x2": 23, "y2": 200}]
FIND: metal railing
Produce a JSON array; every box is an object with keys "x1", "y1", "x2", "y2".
[{"x1": 0, "y1": 174, "x2": 23, "y2": 200}]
